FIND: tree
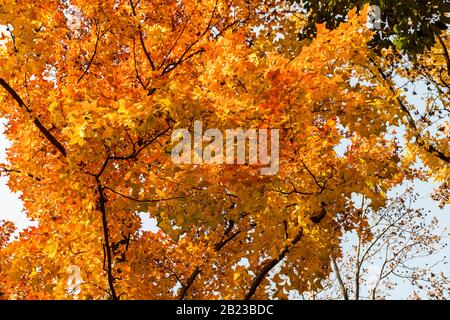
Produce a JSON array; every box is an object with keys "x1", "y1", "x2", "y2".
[
  {"x1": 290, "y1": 0, "x2": 449, "y2": 207},
  {"x1": 0, "y1": 1, "x2": 445, "y2": 299},
  {"x1": 301, "y1": 189, "x2": 449, "y2": 300},
  {"x1": 363, "y1": 30, "x2": 450, "y2": 209},
  {"x1": 295, "y1": 0, "x2": 450, "y2": 58}
]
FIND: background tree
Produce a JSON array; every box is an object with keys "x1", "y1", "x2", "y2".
[
  {"x1": 300, "y1": 189, "x2": 449, "y2": 300},
  {"x1": 295, "y1": 0, "x2": 450, "y2": 58}
]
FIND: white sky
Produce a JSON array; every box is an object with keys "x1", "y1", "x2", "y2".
[{"x1": 0, "y1": 119, "x2": 37, "y2": 235}]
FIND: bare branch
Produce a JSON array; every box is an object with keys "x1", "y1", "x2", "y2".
[{"x1": 331, "y1": 255, "x2": 348, "y2": 300}]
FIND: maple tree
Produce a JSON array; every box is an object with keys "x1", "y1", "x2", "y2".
[{"x1": 0, "y1": 0, "x2": 447, "y2": 300}]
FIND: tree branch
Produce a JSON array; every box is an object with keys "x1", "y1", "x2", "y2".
[
  {"x1": 331, "y1": 255, "x2": 348, "y2": 300},
  {"x1": 437, "y1": 34, "x2": 450, "y2": 76},
  {"x1": 301, "y1": 161, "x2": 326, "y2": 193},
  {"x1": 0, "y1": 78, "x2": 67, "y2": 157},
  {"x1": 104, "y1": 186, "x2": 184, "y2": 203},
  {"x1": 369, "y1": 58, "x2": 449, "y2": 163},
  {"x1": 178, "y1": 267, "x2": 201, "y2": 300},
  {"x1": 158, "y1": 1, "x2": 201, "y2": 70},
  {"x1": 109, "y1": 125, "x2": 172, "y2": 161},
  {"x1": 0, "y1": 167, "x2": 41, "y2": 181},
  {"x1": 214, "y1": 229, "x2": 241, "y2": 251},
  {"x1": 132, "y1": 36, "x2": 147, "y2": 90},
  {"x1": 96, "y1": 179, "x2": 118, "y2": 300},
  {"x1": 244, "y1": 228, "x2": 303, "y2": 300},
  {"x1": 178, "y1": 228, "x2": 243, "y2": 300},
  {"x1": 77, "y1": 29, "x2": 104, "y2": 83},
  {"x1": 129, "y1": 0, "x2": 156, "y2": 71}
]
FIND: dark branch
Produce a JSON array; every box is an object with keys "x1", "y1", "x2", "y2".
[
  {"x1": 214, "y1": 229, "x2": 241, "y2": 251},
  {"x1": 178, "y1": 227, "x2": 244, "y2": 300},
  {"x1": 244, "y1": 229, "x2": 303, "y2": 300},
  {"x1": 109, "y1": 125, "x2": 172, "y2": 161},
  {"x1": 178, "y1": 267, "x2": 201, "y2": 300},
  {"x1": 0, "y1": 78, "x2": 67, "y2": 157},
  {"x1": 132, "y1": 36, "x2": 147, "y2": 90},
  {"x1": 0, "y1": 167, "x2": 41, "y2": 181},
  {"x1": 104, "y1": 186, "x2": 184, "y2": 203},
  {"x1": 129, "y1": 0, "x2": 156, "y2": 71},
  {"x1": 96, "y1": 179, "x2": 118, "y2": 300},
  {"x1": 77, "y1": 30, "x2": 103, "y2": 83},
  {"x1": 158, "y1": 1, "x2": 201, "y2": 70},
  {"x1": 302, "y1": 161, "x2": 326, "y2": 193},
  {"x1": 437, "y1": 34, "x2": 450, "y2": 76}
]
